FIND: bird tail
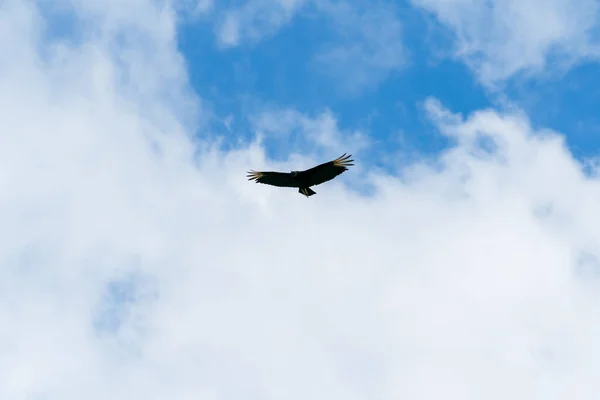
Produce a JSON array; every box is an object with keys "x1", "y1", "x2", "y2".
[{"x1": 299, "y1": 187, "x2": 316, "y2": 197}]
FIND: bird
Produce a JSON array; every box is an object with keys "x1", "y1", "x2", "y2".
[{"x1": 247, "y1": 153, "x2": 354, "y2": 197}]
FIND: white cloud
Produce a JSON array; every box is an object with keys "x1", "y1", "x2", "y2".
[
  {"x1": 217, "y1": 12, "x2": 242, "y2": 47},
  {"x1": 213, "y1": 0, "x2": 406, "y2": 93},
  {"x1": 171, "y1": 0, "x2": 214, "y2": 19},
  {"x1": 312, "y1": 0, "x2": 406, "y2": 94},
  {"x1": 412, "y1": 0, "x2": 600, "y2": 85},
  {"x1": 5, "y1": 1, "x2": 600, "y2": 400},
  {"x1": 251, "y1": 107, "x2": 370, "y2": 156},
  {"x1": 215, "y1": 0, "x2": 308, "y2": 47},
  {"x1": 194, "y1": 0, "x2": 214, "y2": 15}
]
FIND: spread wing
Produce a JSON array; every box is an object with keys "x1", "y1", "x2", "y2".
[
  {"x1": 299, "y1": 153, "x2": 354, "y2": 187},
  {"x1": 246, "y1": 170, "x2": 299, "y2": 188}
]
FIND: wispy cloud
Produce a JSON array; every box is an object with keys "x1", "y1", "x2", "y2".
[
  {"x1": 212, "y1": 0, "x2": 406, "y2": 93},
  {"x1": 251, "y1": 107, "x2": 371, "y2": 156},
  {"x1": 312, "y1": 0, "x2": 406, "y2": 94},
  {"x1": 412, "y1": 0, "x2": 600, "y2": 86},
  {"x1": 215, "y1": 0, "x2": 308, "y2": 47}
]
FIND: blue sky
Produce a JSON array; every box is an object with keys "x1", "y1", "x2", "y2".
[
  {"x1": 6, "y1": 1, "x2": 600, "y2": 398},
  {"x1": 177, "y1": 0, "x2": 600, "y2": 166},
  {"x1": 179, "y1": 1, "x2": 487, "y2": 162}
]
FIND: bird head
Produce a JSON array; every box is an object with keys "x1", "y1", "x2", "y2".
[{"x1": 290, "y1": 171, "x2": 298, "y2": 177}]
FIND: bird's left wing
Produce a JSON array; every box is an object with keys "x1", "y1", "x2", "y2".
[
  {"x1": 246, "y1": 171, "x2": 299, "y2": 187},
  {"x1": 300, "y1": 153, "x2": 354, "y2": 186}
]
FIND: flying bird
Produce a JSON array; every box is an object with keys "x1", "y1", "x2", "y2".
[{"x1": 247, "y1": 153, "x2": 354, "y2": 197}]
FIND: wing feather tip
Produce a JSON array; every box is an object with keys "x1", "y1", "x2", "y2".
[
  {"x1": 332, "y1": 153, "x2": 355, "y2": 168},
  {"x1": 246, "y1": 170, "x2": 265, "y2": 181}
]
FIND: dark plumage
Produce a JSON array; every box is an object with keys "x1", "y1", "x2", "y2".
[{"x1": 247, "y1": 153, "x2": 354, "y2": 197}]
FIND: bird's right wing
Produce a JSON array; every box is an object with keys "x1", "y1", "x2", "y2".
[{"x1": 246, "y1": 171, "x2": 299, "y2": 187}]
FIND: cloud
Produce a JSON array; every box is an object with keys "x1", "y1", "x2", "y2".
[
  {"x1": 194, "y1": 0, "x2": 214, "y2": 15},
  {"x1": 211, "y1": 0, "x2": 406, "y2": 93},
  {"x1": 251, "y1": 107, "x2": 371, "y2": 156},
  {"x1": 4, "y1": 1, "x2": 600, "y2": 399},
  {"x1": 312, "y1": 0, "x2": 406, "y2": 94},
  {"x1": 172, "y1": 0, "x2": 214, "y2": 19},
  {"x1": 412, "y1": 0, "x2": 600, "y2": 86},
  {"x1": 215, "y1": 0, "x2": 308, "y2": 47}
]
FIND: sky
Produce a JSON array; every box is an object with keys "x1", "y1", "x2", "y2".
[{"x1": 3, "y1": 0, "x2": 600, "y2": 399}]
